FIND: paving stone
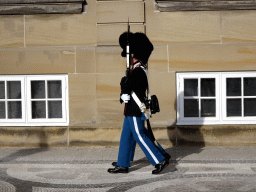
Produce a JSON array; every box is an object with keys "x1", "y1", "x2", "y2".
[{"x1": 0, "y1": 147, "x2": 255, "y2": 191}]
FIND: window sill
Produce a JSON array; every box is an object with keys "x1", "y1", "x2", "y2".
[
  {"x1": 156, "y1": 0, "x2": 256, "y2": 12},
  {"x1": 0, "y1": 0, "x2": 86, "y2": 15}
]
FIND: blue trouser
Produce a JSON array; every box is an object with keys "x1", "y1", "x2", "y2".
[
  {"x1": 117, "y1": 115, "x2": 165, "y2": 167},
  {"x1": 128, "y1": 125, "x2": 167, "y2": 162}
]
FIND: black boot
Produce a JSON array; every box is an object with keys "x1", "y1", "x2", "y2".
[
  {"x1": 152, "y1": 159, "x2": 169, "y2": 174},
  {"x1": 112, "y1": 162, "x2": 117, "y2": 167},
  {"x1": 164, "y1": 153, "x2": 171, "y2": 161},
  {"x1": 108, "y1": 166, "x2": 129, "y2": 173}
]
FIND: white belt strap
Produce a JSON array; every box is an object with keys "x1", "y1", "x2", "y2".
[
  {"x1": 140, "y1": 66, "x2": 151, "y2": 101},
  {"x1": 131, "y1": 63, "x2": 152, "y2": 119},
  {"x1": 131, "y1": 92, "x2": 151, "y2": 119}
]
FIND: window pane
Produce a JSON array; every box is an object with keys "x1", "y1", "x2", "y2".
[
  {"x1": 244, "y1": 98, "x2": 256, "y2": 116},
  {"x1": 48, "y1": 81, "x2": 62, "y2": 98},
  {"x1": 244, "y1": 78, "x2": 256, "y2": 96},
  {"x1": 0, "y1": 81, "x2": 5, "y2": 99},
  {"x1": 226, "y1": 78, "x2": 241, "y2": 96},
  {"x1": 7, "y1": 81, "x2": 21, "y2": 99},
  {"x1": 48, "y1": 101, "x2": 62, "y2": 118},
  {"x1": 8, "y1": 101, "x2": 22, "y2": 119},
  {"x1": 184, "y1": 99, "x2": 199, "y2": 117},
  {"x1": 32, "y1": 101, "x2": 46, "y2": 119},
  {"x1": 227, "y1": 99, "x2": 241, "y2": 117},
  {"x1": 184, "y1": 79, "x2": 198, "y2": 96},
  {"x1": 31, "y1": 81, "x2": 45, "y2": 99},
  {"x1": 201, "y1": 78, "x2": 215, "y2": 97},
  {"x1": 201, "y1": 99, "x2": 216, "y2": 117},
  {"x1": 0, "y1": 102, "x2": 5, "y2": 119}
]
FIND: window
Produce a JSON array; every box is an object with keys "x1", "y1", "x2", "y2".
[
  {"x1": 177, "y1": 73, "x2": 220, "y2": 125},
  {"x1": 0, "y1": 77, "x2": 25, "y2": 123},
  {"x1": 222, "y1": 73, "x2": 256, "y2": 122},
  {"x1": 177, "y1": 72, "x2": 256, "y2": 125},
  {"x1": 0, "y1": 75, "x2": 68, "y2": 126}
]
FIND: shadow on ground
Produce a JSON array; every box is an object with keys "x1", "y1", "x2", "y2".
[{"x1": 0, "y1": 146, "x2": 49, "y2": 163}]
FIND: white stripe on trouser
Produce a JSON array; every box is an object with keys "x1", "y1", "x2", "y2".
[{"x1": 133, "y1": 117, "x2": 159, "y2": 164}]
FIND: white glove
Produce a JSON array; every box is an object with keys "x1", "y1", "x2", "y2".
[{"x1": 121, "y1": 94, "x2": 130, "y2": 103}]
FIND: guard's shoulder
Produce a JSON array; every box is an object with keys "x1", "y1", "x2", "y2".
[
  {"x1": 133, "y1": 66, "x2": 145, "y2": 73},
  {"x1": 131, "y1": 67, "x2": 145, "y2": 77}
]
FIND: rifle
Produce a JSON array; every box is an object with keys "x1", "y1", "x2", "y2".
[
  {"x1": 119, "y1": 19, "x2": 131, "y2": 108},
  {"x1": 126, "y1": 18, "x2": 131, "y2": 79}
]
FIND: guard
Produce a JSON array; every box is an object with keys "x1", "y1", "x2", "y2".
[{"x1": 107, "y1": 31, "x2": 171, "y2": 174}]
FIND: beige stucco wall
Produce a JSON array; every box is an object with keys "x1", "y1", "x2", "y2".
[{"x1": 0, "y1": 0, "x2": 256, "y2": 147}]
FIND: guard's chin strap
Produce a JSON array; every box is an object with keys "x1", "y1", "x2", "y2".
[
  {"x1": 133, "y1": 61, "x2": 147, "y2": 69},
  {"x1": 132, "y1": 62, "x2": 141, "y2": 69}
]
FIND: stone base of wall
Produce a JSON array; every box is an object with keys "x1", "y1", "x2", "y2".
[
  {"x1": 0, "y1": 127, "x2": 68, "y2": 148},
  {"x1": 0, "y1": 125, "x2": 256, "y2": 147},
  {"x1": 176, "y1": 125, "x2": 256, "y2": 146}
]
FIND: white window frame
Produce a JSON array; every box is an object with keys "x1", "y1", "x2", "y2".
[
  {"x1": 222, "y1": 72, "x2": 256, "y2": 123},
  {"x1": 0, "y1": 75, "x2": 69, "y2": 126},
  {"x1": 0, "y1": 76, "x2": 26, "y2": 123},
  {"x1": 177, "y1": 71, "x2": 256, "y2": 125},
  {"x1": 177, "y1": 73, "x2": 220, "y2": 125}
]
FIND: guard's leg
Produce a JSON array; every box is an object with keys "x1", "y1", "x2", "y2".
[
  {"x1": 129, "y1": 137, "x2": 136, "y2": 162},
  {"x1": 144, "y1": 128, "x2": 165, "y2": 154},
  {"x1": 141, "y1": 114, "x2": 168, "y2": 157},
  {"x1": 128, "y1": 116, "x2": 165, "y2": 166},
  {"x1": 116, "y1": 117, "x2": 133, "y2": 168}
]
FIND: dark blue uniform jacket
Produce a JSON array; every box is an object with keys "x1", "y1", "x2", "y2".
[{"x1": 121, "y1": 66, "x2": 148, "y2": 117}]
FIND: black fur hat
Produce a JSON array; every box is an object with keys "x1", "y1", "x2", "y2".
[
  {"x1": 131, "y1": 32, "x2": 154, "y2": 64},
  {"x1": 119, "y1": 32, "x2": 134, "y2": 57},
  {"x1": 119, "y1": 32, "x2": 154, "y2": 64}
]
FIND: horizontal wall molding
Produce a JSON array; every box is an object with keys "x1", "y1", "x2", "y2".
[
  {"x1": 0, "y1": 0, "x2": 84, "y2": 3},
  {"x1": 0, "y1": 0, "x2": 86, "y2": 14},
  {"x1": 156, "y1": 0, "x2": 256, "y2": 12}
]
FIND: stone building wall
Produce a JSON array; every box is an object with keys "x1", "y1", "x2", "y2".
[{"x1": 0, "y1": 0, "x2": 256, "y2": 147}]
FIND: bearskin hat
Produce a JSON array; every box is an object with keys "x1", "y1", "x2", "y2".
[
  {"x1": 119, "y1": 32, "x2": 154, "y2": 64},
  {"x1": 119, "y1": 32, "x2": 134, "y2": 57}
]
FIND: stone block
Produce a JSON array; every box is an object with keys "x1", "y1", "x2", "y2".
[
  {"x1": 97, "y1": 0, "x2": 143, "y2": 2},
  {"x1": 0, "y1": 127, "x2": 68, "y2": 147},
  {"x1": 0, "y1": 47, "x2": 75, "y2": 75},
  {"x1": 168, "y1": 43, "x2": 256, "y2": 72},
  {"x1": 97, "y1": 99, "x2": 124, "y2": 128},
  {"x1": 145, "y1": 1, "x2": 221, "y2": 44},
  {"x1": 96, "y1": 72, "x2": 123, "y2": 100},
  {"x1": 25, "y1": 0, "x2": 96, "y2": 46},
  {"x1": 149, "y1": 45, "x2": 168, "y2": 73},
  {"x1": 96, "y1": 1, "x2": 144, "y2": 23},
  {"x1": 0, "y1": 15, "x2": 24, "y2": 47},
  {"x1": 221, "y1": 10, "x2": 256, "y2": 42},
  {"x1": 95, "y1": 46, "x2": 126, "y2": 73},
  {"x1": 152, "y1": 127, "x2": 176, "y2": 147},
  {"x1": 69, "y1": 128, "x2": 122, "y2": 146},
  {"x1": 97, "y1": 24, "x2": 145, "y2": 46},
  {"x1": 76, "y1": 46, "x2": 96, "y2": 73},
  {"x1": 176, "y1": 125, "x2": 256, "y2": 146},
  {"x1": 148, "y1": 72, "x2": 176, "y2": 127},
  {"x1": 69, "y1": 73, "x2": 97, "y2": 127}
]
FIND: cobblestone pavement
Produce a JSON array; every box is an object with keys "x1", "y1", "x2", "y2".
[{"x1": 0, "y1": 146, "x2": 255, "y2": 192}]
